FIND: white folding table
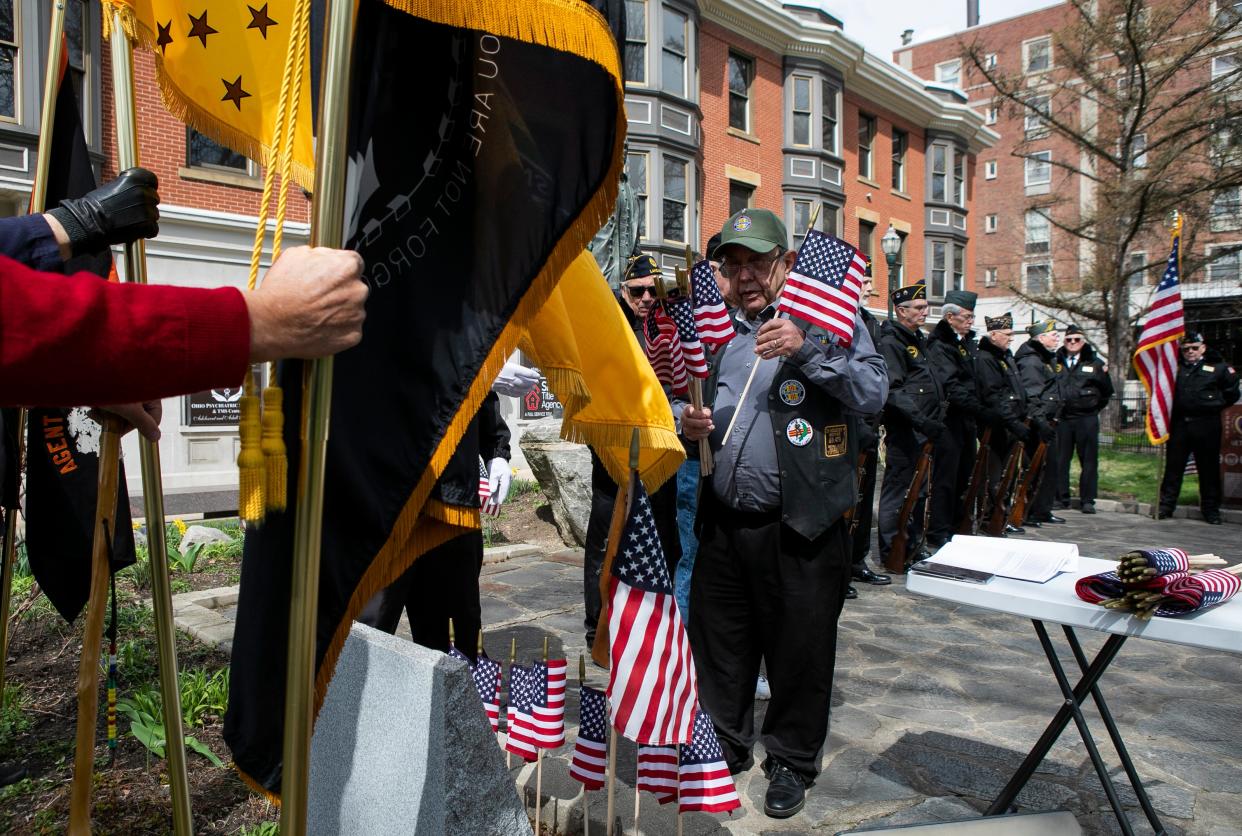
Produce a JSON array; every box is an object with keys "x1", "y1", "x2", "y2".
[{"x1": 907, "y1": 556, "x2": 1242, "y2": 836}]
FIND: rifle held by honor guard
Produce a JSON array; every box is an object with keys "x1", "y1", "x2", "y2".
[
  {"x1": 957, "y1": 427, "x2": 991, "y2": 535},
  {"x1": 885, "y1": 441, "x2": 934, "y2": 573},
  {"x1": 984, "y1": 436, "x2": 1024, "y2": 537},
  {"x1": 1008, "y1": 423, "x2": 1054, "y2": 529},
  {"x1": 844, "y1": 449, "x2": 869, "y2": 534}
]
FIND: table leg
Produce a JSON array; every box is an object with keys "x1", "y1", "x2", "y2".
[
  {"x1": 1063, "y1": 626, "x2": 1166, "y2": 835},
  {"x1": 985, "y1": 621, "x2": 1127, "y2": 820}
]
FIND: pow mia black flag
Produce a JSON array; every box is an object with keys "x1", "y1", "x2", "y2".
[
  {"x1": 25, "y1": 47, "x2": 136, "y2": 624},
  {"x1": 225, "y1": 0, "x2": 623, "y2": 793}
]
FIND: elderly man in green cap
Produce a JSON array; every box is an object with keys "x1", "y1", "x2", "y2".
[
  {"x1": 680, "y1": 208, "x2": 887, "y2": 818},
  {"x1": 924, "y1": 289, "x2": 988, "y2": 545},
  {"x1": 1014, "y1": 319, "x2": 1065, "y2": 525}
]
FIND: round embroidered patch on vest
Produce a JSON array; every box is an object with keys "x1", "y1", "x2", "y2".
[
  {"x1": 779, "y1": 379, "x2": 806, "y2": 406},
  {"x1": 786, "y1": 418, "x2": 813, "y2": 447},
  {"x1": 906, "y1": 345, "x2": 920, "y2": 359}
]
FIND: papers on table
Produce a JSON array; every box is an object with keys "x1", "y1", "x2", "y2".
[{"x1": 934, "y1": 536, "x2": 1079, "y2": 584}]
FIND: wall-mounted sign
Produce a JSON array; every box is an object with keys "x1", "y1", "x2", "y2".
[
  {"x1": 518, "y1": 376, "x2": 563, "y2": 420},
  {"x1": 185, "y1": 387, "x2": 243, "y2": 427}
]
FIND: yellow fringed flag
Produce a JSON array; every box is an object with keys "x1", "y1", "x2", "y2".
[
  {"x1": 524, "y1": 251, "x2": 685, "y2": 492},
  {"x1": 101, "y1": 0, "x2": 314, "y2": 187}
]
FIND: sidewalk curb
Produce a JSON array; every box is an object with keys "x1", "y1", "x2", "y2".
[{"x1": 1068, "y1": 497, "x2": 1240, "y2": 524}]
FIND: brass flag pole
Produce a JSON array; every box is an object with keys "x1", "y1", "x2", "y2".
[
  {"x1": 105, "y1": 11, "x2": 194, "y2": 834},
  {"x1": 280, "y1": 0, "x2": 360, "y2": 832}
]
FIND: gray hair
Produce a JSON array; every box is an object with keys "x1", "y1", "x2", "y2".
[{"x1": 942, "y1": 303, "x2": 965, "y2": 316}]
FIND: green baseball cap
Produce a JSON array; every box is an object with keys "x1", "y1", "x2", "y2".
[{"x1": 713, "y1": 209, "x2": 788, "y2": 258}]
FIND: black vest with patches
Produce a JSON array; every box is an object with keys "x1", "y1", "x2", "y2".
[{"x1": 705, "y1": 337, "x2": 860, "y2": 542}]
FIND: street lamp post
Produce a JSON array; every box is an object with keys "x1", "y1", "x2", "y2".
[{"x1": 881, "y1": 224, "x2": 901, "y2": 320}]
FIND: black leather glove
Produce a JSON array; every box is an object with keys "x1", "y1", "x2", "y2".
[
  {"x1": 1007, "y1": 421, "x2": 1030, "y2": 443},
  {"x1": 1035, "y1": 419, "x2": 1056, "y2": 442},
  {"x1": 48, "y1": 167, "x2": 159, "y2": 256},
  {"x1": 919, "y1": 418, "x2": 946, "y2": 441}
]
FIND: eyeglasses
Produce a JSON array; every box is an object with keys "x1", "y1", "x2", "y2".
[
  {"x1": 624, "y1": 283, "x2": 657, "y2": 299},
  {"x1": 1181, "y1": 343, "x2": 1205, "y2": 351},
  {"x1": 1064, "y1": 336, "x2": 1085, "y2": 344},
  {"x1": 719, "y1": 255, "x2": 779, "y2": 280}
]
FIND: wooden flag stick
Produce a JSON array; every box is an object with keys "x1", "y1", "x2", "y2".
[
  {"x1": 478, "y1": 628, "x2": 484, "y2": 659},
  {"x1": 535, "y1": 749, "x2": 544, "y2": 834},
  {"x1": 605, "y1": 727, "x2": 618, "y2": 836},
  {"x1": 633, "y1": 783, "x2": 640, "y2": 833},
  {"x1": 676, "y1": 744, "x2": 684, "y2": 836},
  {"x1": 449, "y1": 616, "x2": 455, "y2": 649},
  {"x1": 102, "y1": 14, "x2": 194, "y2": 834},
  {"x1": 591, "y1": 429, "x2": 642, "y2": 668},
  {"x1": 507, "y1": 636, "x2": 517, "y2": 769},
  {"x1": 1223, "y1": 564, "x2": 1242, "y2": 575},
  {"x1": 677, "y1": 249, "x2": 713, "y2": 477},
  {"x1": 68, "y1": 418, "x2": 122, "y2": 835}
]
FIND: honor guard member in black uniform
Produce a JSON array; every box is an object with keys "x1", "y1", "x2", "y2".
[
  {"x1": 1054, "y1": 325, "x2": 1114, "y2": 514},
  {"x1": 1013, "y1": 319, "x2": 1064, "y2": 525},
  {"x1": 680, "y1": 209, "x2": 887, "y2": 819},
  {"x1": 974, "y1": 312, "x2": 1031, "y2": 532},
  {"x1": 849, "y1": 265, "x2": 891, "y2": 595},
  {"x1": 924, "y1": 289, "x2": 985, "y2": 547},
  {"x1": 1158, "y1": 331, "x2": 1240, "y2": 523},
  {"x1": 876, "y1": 280, "x2": 945, "y2": 566}
]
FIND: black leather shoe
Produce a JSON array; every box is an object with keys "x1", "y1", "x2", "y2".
[
  {"x1": 1206, "y1": 515, "x2": 1223, "y2": 525},
  {"x1": 852, "y1": 566, "x2": 892, "y2": 586},
  {"x1": 1081, "y1": 503, "x2": 1096, "y2": 514},
  {"x1": 845, "y1": 585, "x2": 858, "y2": 599},
  {"x1": 763, "y1": 762, "x2": 806, "y2": 819},
  {"x1": 1044, "y1": 514, "x2": 1066, "y2": 524},
  {"x1": 1004, "y1": 523, "x2": 1025, "y2": 535},
  {"x1": 0, "y1": 762, "x2": 27, "y2": 788}
]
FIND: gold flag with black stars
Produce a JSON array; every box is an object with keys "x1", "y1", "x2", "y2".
[{"x1": 102, "y1": 1, "x2": 313, "y2": 186}]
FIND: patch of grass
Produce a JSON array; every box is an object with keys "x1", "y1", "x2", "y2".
[
  {"x1": 509, "y1": 477, "x2": 541, "y2": 499},
  {"x1": 0, "y1": 683, "x2": 32, "y2": 739},
  {"x1": 239, "y1": 823, "x2": 280, "y2": 836},
  {"x1": 1069, "y1": 448, "x2": 1198, "y2": 506}
]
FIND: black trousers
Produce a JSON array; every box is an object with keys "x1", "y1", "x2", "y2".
[
  {"x1": 1159, "y1": 414, "x2": 1224, "y2": 517},
  {"x1": 1056, "y1": 414, "x2": 1099, "y2": 506},
  {"x1": 583, "y1": 454, "x2": 680, "y2": 644},
  {"x1": 877, "y1": 431, "x2": 926, "y2": 562},
  {"x1": 850, "y1": 431, "x2": 879, "y2": 566},
  {"x1": 927, "y1": 415, "x2": 975, "y2": 544},
  {"x1": 357, "y1": 531, "x2": 484, "y2": 662},
  {"x1": 688, "y1": 494, "x2": 850, "y2": 784}
]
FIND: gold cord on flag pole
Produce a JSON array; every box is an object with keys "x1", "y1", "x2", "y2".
[
  {"x1": 279, "y1": 0, "x2": 359, "y2": 832},
  {"x1": 100, "y1": 12, "x2": 195, "y2": 834}
]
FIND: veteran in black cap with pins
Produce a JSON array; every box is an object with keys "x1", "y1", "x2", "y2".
[
  {"x1": 1054, "y1": 325, "x2": 1114, "y2": 514},
  {"x1": 680, "y1": 208, "x2": 887, "y2": 818},
  {"x1": 876, "y1": 280, "x2": 945, "y2": 567},
  {"x1": 1014, "y1": 318, "x2": 1065, "y2": 525},
  {"x1": 1157, "y1": 330, "x2": 1240, "y2": 523},
  {"x1": 974, "y1": 311, "x2": 1031, "y2": 528}
]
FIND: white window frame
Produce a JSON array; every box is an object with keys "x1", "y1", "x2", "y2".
[
  {"x1": 624, "y1": 0, "x2": 648, "y2": 86},
  {"x1": 985, "y1": 105, "x2": 998, "y2": 125},
  {"x1": 984, "y1": 214, "x2": 998, "y2": 233},
  {"x1": 0, "y1": 0, "x2": 21, "y2": 123},
  {"x1": 790, "y1": 74, "x2": 812, "y2": 148},
  {"x1": 1126, "y1": 251, "x2": 1147, "y2": 287},
  {"x1": 984, "y1": 53, "x2": 998, "y2": 70},
  {"x1": 660, "y1": 6, "x2": 688, "y2": 99},
  {"x1": 930, "y1": 144, "x2": 947, "y2": 202},
  {"x1": 1024, "y1": 36, "x2": 1052, "y2": 74},
  {"x1": 1025, "y1": 150, "x2": 1052, "y2": 186},
  {"x1": 1207, "y1": 243, "x2": 1242, "y2": 283},
  {"x1": 626, "y1": 150, "x2": 650, "y2": 240},
  {"x1": 984, "y1": 160, "x2": 997, "y2": 179},
  {"x1": 930, "y1": 240, "x2": 948, "y2": 298},
  {"x1": 858, "y1": 112, "x2": 876, "y2": 179},
  {"x1": 1025, "y1": 94, "x2": 1051, "y2": 135},
  {"x1": 187, "y1": 129, "x2": 259, "y2": 176},
  {"x1": 790, "y1": 199, "x2": 814, "y2": 251},
  {"x1": 891, "y1": 128, "x2": 907, "y2": 191},
  {"x1": 821, "y1": 80, "x2": 839, "y2": 154},
  {"x1": 1214, "y1": 1, "x2": 1242, "y2": 27},
  {"x1": 1211, "y1": 186, "x2": 1242, "y2": 231},
  {"x1": 1129, "y1": 132, "x2": 1148, "y2": 168},
  {"x1": 727, "y1": 50, "x2": 753, "y2": 133},
  {"x1": 1024, "y1": 262, "x2": 1052, "y2": 293},
  {"x1": 952, "y1": 153, "x2": 966, "y2": 207},
  {"x1": 661, "y1": 153, "x2": 688, "y2": 244},
  {"x1": 984, "y1": 267, "x2": 998, "y2": 287},
  {"x1": 935, "y1": 58, "x2": 961, "y2": 87},
  {"x1": 1025, "y1": 208, "x2": 1051, "y2": 254}
]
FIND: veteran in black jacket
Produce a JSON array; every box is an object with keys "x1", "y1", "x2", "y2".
[
  {"x1": 974, "y1": 312, "x2": 1029, "y2": 526},
  {"x1": 1054, "y1": 325, "x2": 1114, "y2": 513},
  {"x1": 849, "y1": 272, "x2": 891, "y2": 593},
  {"x1": 876, "y1": 281, "x2": 945, "y2": 565},
  {"x1": 1158, "y1": 331, "x2": 1241, "y2": 523},
  {"x1": 680, "y1": 209, "x2": 886, "y2": 819},
  {"x1": 1014, "y1": 319, "x2": 1064, "y2": 525},
  {"x1": 924, "y1": 289, "x2": 985, "y2": 546}
]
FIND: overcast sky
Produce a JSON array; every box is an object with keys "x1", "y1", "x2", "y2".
[{"x1": 829, "y1": 0, "x2": 1066, "y2": 61}]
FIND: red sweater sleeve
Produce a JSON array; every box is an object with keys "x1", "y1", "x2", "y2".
[{"x1": 0, "y1": 253, "x2": 251, "y2": 406}]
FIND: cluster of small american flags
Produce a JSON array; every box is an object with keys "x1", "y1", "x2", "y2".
[
  {"x1": 642, "y1": 258, "x2": 736, "y2": 393},
  {"x1": 1075, "y1": 546, "x2": 1241, "y2": 617}
]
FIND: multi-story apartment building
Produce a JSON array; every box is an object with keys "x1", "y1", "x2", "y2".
[
  {"x1": 622, "y1": 0, "x2": 995, "y2": 307},
  {"x1": 896, "y1": 1, "x2": 1242, "y2": 362}
]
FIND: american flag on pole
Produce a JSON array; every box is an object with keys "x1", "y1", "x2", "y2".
[
  {"x1": 448, "y1": 645, "x2": 502, "y2": 733},
  {"x1": 689, "y1": 259, "x2": 735, "y2": 346},
  {"x1": 504, "y1": 664, "x2": 539, "y2": 761},
  {"x1": 643, "y1": 307, "x2": 688, "y2": 394},
  {"x1": 530, "y1": 661, "x2": 566, "y2": 749},
  {"x1": 606, "y1": 482, "x2": 697, "y2": 745},
  {"x1": 636, "y1": 745, "x2": 678, "y2": 803},
  {"x1": 776, "y1": 229, "x2": 865, "y2": 347},
  {"x1": 478, "y1": 457, "x2": 493, "y2": 502},
  {"x1": 678, "y1": 708, "x2": 741, "y2": 813},
  {"x1": 1133, "y1": 224, "x2": 1186, "y2": 444},
  {"x1": 569, "y1": 685, "x2": 608, "y2": 790},
  {"x1": 663, "y1": 296, "x2": 709, "y2": 378}
]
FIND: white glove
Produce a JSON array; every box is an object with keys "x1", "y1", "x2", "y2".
[
  {"x1": 485, "y1": 457, "x2": 512, "y2": 509},
  {"x1": 492, "y1": 361, "x2": 542, "y2": 397}
]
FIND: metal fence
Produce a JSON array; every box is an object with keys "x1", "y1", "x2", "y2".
[{"x1": 1097, "y1": 392, "x2": 1158, "y2": 455}]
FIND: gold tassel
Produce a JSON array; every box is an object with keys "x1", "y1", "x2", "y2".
[
  {"x1": 262, "y1": 382, "x2": 287, "y2": 512},
  {"x1": 237, "y1": 374, "x2": 266, "y2": 524}
]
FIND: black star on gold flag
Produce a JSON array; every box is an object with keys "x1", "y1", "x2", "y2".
[
  {"x1": 156, "y1": 20, "x2": 173, "y2": 54},
  {"x1": 186, "y1": 10, "x2": 217, "y2": 47},
  {"x1": 247, "y1": 4, "x2": 278, "y2": 39},
  {"x1": 221, "y1": 76, "x2": 251, "y2": 110}
]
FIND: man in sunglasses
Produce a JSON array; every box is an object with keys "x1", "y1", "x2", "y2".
[
  {"x1": 680, "y1": 209, "x2": 886, "y2": 819},
  {"x1": 1157, "y1": 331, "x2": 1240, "y2": 523},
  {"x1": 1054, "y1": 325, "x2": 1113, "y2": 514}
]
